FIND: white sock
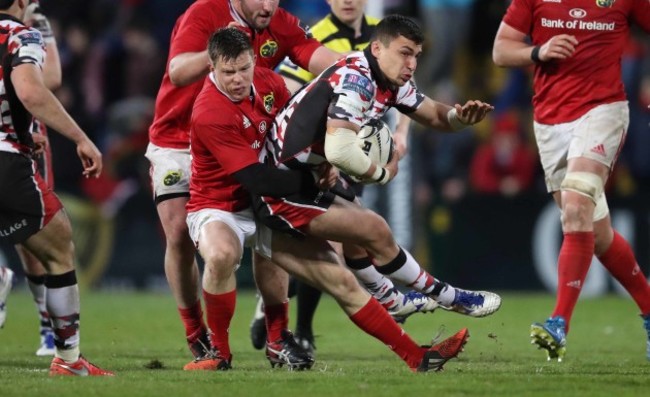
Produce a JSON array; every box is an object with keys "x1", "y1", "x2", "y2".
[{"x1": 350, "y1": 266, "x2": 403, "y2": 308}]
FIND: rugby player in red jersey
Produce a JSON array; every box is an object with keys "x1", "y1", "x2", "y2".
[{"x1": 493, "y1": 0, "x2": 650, "y2": 361}]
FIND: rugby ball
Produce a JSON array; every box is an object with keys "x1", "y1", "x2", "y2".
[{"x1": 350, "y1": 119, "x2": 394, "y2": 183}]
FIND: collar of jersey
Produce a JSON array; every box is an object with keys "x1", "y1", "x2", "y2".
[
  {"x1": 363, "y1": 47, "x2": 396, "y2": 92},
  {"x1": 0, "y1": 13, "x2": 23, "y2": 25}
]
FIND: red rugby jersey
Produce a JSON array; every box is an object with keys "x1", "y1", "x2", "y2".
[
  {"x1": 187, "y1": 67, "x2": 290, "y2": 212},
  {"x1": 504, "y1": 0, "x2": 650, "y2": 124}
]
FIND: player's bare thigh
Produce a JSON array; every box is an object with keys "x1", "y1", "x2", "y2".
[
  {"x1": 304, "y1": 195, "x2": 393, "y2": 247},
  {"x1": 267, "y1": 231, "x2": 366, "y2": 312},
  {"x1": 198, "y1": 221, "x2": 243, "y2": 269}
]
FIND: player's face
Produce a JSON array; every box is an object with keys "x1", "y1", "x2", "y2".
[
  {"x1": 237, "y1": 0, "x2": 279, "y2": 30},
  {"x1": 372, "y1": 35, "x2": 421, "y2": 87},
  {"x1": 212, "y1": 52, "x2": 255, "y2": 101},
  {"x1": 328, "y1": 0, "x2": 367, "y2": 25}
]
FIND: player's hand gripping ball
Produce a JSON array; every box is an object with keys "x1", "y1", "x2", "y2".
[{"x1": 350, "y1": 119, "x2": 394, "y2": 183}]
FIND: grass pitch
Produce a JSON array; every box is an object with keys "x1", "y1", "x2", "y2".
[{"x1": 1, "y1": 290, "x2": 649, "y2": 397}]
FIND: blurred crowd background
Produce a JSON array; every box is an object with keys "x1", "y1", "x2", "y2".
[{"x1": 1, "y1": 0, "x2": 649, "y2": 294}]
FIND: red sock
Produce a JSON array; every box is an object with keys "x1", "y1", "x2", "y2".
[
  {"x1": 598, "y1": 230, "x2": 650, "y2": 315},
  {"x1": 552, "y1": 232, "x2": 595, "y2": 331},
  {"x1": 203, "y1": 289, "x2": 236, "y2": 359},
  {"x1": 349, "y1": 298, "x2": 423, "y2": 369},
  {"x1": 178, "y1": 300, "x2": 205, "y2": 340},
  {"x1": 265, "y1": 301, "x2": 289, "y2": 343}
]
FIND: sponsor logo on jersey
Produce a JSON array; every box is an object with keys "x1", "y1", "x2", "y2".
[
  {"x1": 263, "y1": 93, "x2": 275, "y2": 113},
  {"x1": 251, "y1": 140, "x2": 261, "y2": 149},
  {"x1": 260, "y1": 40, "x2": 278, "y2": 58},
  {"x1": 596, "y1": 0, "x2": 616, "y2": 8},
  {"x1": 18, "y1": 31, "x2": 42, "y2": 45},
  {"x1": 259, "y1": 121, "x2": 267, "y2": 134},
  {"x1": 163, "y1": 170, "x2": 182, "y2": 186},
  {"x1": 243, "y1": 116, "x2": 251, "y2": 128},
  {"x1": 569, "y1": 8, "x2": 587, "y2": 18},
  {"x1": 541, "y1": 17, "x2": 615, "y2": 31},
  {"x1": 342, "y1": 74, "x2": 374, "y2": 101}
]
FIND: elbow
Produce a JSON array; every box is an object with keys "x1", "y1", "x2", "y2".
[
  {"x1": 168, "y1": 59, "x2": 185, "y2": 86},
  {"x1": 492, "y1": 50, "x2": 505, "y2": 67},
  {"x1": 492, "y1": 43, "x2": 510, "y2": 68},
  {"x1": 16, "y1": 90, "x2": 43, "y2": 112},
  {"x1": 168, "y1": 67, "x2": 183, "y2": 86},
  {"x1": 491, "y1": 40, "x2": 503, "y2": 67}
]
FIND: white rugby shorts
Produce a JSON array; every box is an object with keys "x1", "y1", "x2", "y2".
[
  {"x1": 534, "y1": 101, "x2": 628, "y2": 193},
  {"x1": 186, "y1": 208, "x2": 272, "y2": 261},
  {"x1": 145, "y1": 142, "x2": 191, "y2": 199}
]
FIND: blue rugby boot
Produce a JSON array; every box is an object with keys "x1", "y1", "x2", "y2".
[{"x1": 531, "y1": 316, "x2": 567, "y2": 362}]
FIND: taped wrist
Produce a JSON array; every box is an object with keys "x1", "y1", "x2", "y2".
[
  {"x1": 447, "y1": 108, "x2": 468, "y2": 131},
  {"x1": 324, "y1": 127, "x2": 373, "y2": 179},
  {"x1": 370, "y1": 166, "x2": 391, "y2": 185}
]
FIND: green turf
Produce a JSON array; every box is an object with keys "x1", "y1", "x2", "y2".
[{"x1": 1, "y1": 290, "x2": 649, "y2": 397}]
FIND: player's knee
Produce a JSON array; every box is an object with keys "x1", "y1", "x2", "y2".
[
  {"x1": 327, "y1": 268, "x2": 360, "y2": 298},
  {"x1": 560, "y1": 201, "x2": 593, "y2": 231},
  {"x1": 560, "y1": 172, "x2": 604, "y2": 230},
  {"x1": 202, "y1": 246, "x2": 239, "y2": 276},
  {"x1": 364, "y1": 212, "x2": 392, "y2": 245}
]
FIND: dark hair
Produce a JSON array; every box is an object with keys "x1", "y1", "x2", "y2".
[
  {"x1": 208, "y1": 27, "x2": 253, "y2": 64},
  {"x1": 0, "y1": 0, "x2": 14, "y2": 10},
  {"x1": 372, "y1": 14, "x2": 424, "y2": 47}
]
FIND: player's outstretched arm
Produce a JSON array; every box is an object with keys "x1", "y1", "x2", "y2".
[{"x1": 407, "y1": 96, "x2": 493, "y2": 132}]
